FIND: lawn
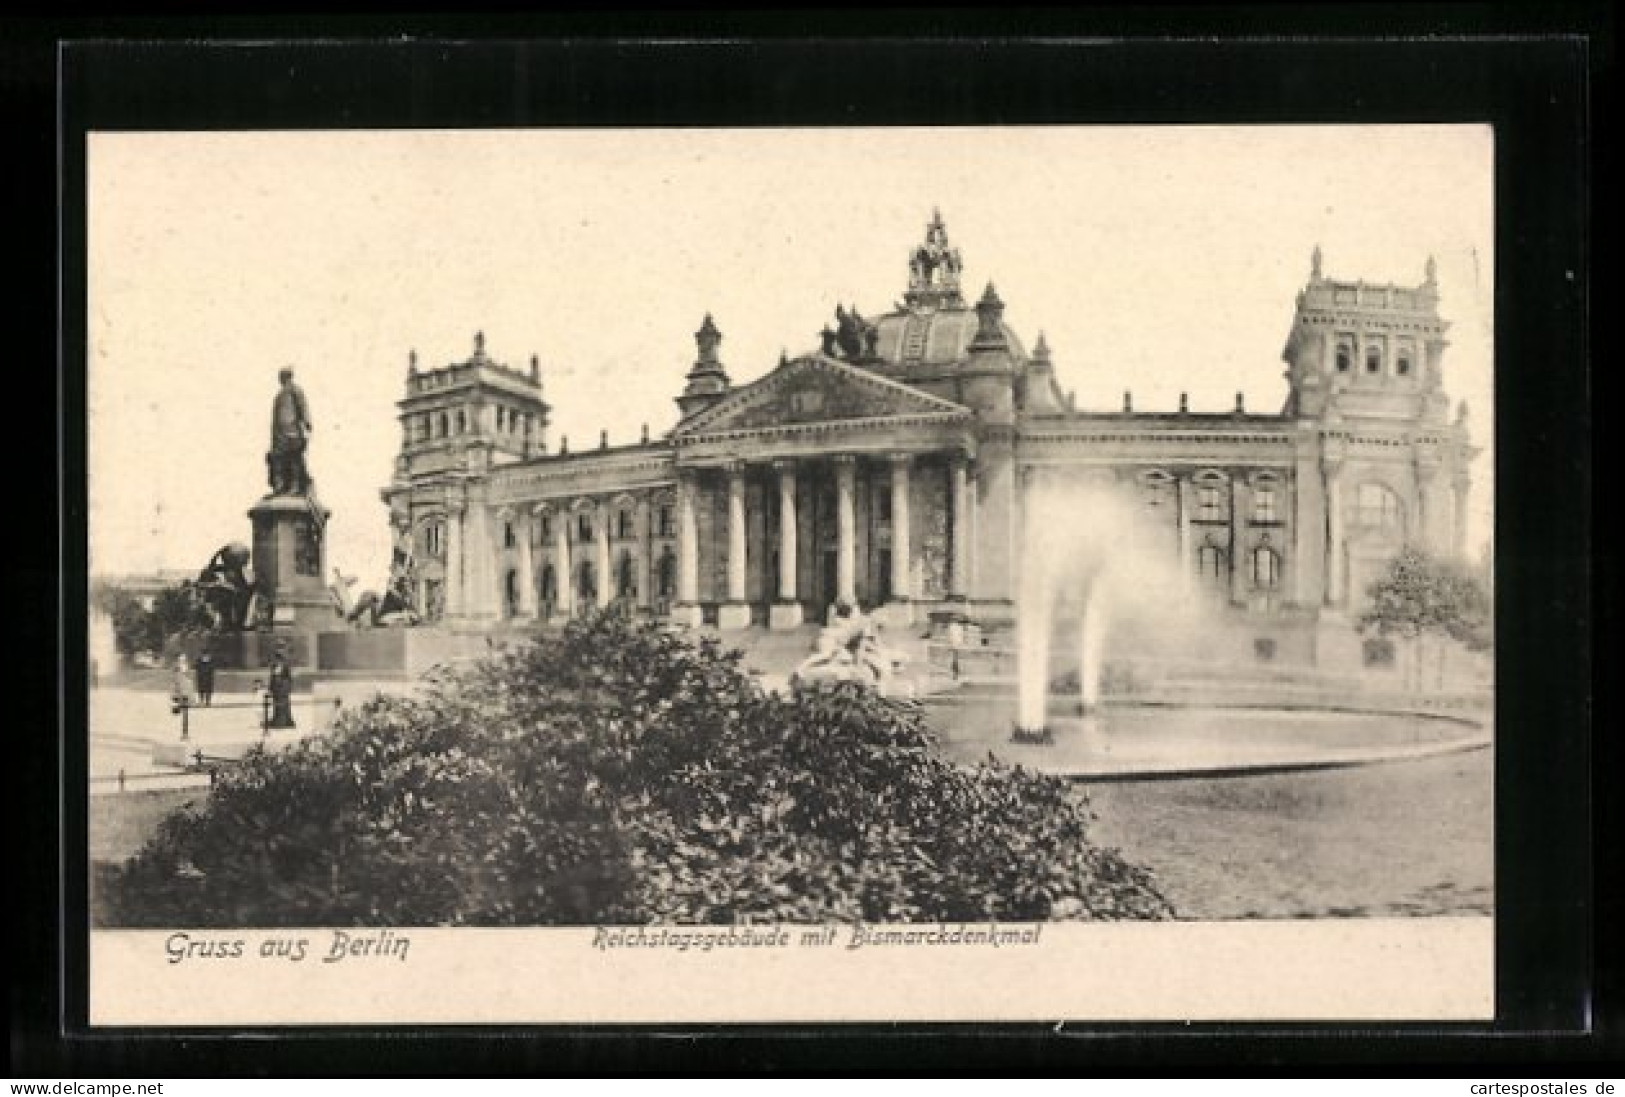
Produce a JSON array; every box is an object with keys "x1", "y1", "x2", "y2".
[{"x1": 1084, "y1": 749, "x2": 1492, "y2": 919}]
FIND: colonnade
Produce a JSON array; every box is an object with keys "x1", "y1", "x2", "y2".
[{"x1": 674, "y1": 450, "x2": 972, "y2": 629}]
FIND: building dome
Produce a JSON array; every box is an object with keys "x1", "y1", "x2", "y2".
[
  {"x1": 816, "y1": 211, "x2": 1028, "y2": 380},
  {"x1": 867, "y1": 303, "x2": 1029, "y2": 369}
]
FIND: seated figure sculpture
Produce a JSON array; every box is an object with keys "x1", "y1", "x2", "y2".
[
  {"x1": 789, "y1": 603, "x2": 908, "y2": 696},
  {"x1": 194, "y1": 542, "x2": 255, "y2": 631},
  {"x1": 344, "y1": 551, "x2": 422, "y2": 628}
]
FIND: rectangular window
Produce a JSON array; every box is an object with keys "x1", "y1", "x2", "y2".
[{"x1": 1253, "y1": 488, "x2": 1278, "y2": 523}]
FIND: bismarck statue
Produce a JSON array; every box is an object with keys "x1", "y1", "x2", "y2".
[
  {"x1": 267, "y1": 367, "x2": 314, "y2": 496},
  {"x1": 241, "y1": 367, "x2": 333, "y2": 661}
]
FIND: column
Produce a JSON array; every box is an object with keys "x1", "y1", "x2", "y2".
[
  {"x1": 1416, "y1": 461, "x2": 1445, "y2": 555},
  {"x1": 636, "y1": 496, "x2": 653, "y2": 613},
  {"x1": 1176, "y1": 474, "x2": 1193, "y2": 596},
  {"x1": 1291, "y1": 449, "x2": 1324, "y2": 608},
  {"x1": 1229, "y1": 476, "x2": 1249, "y2": 607},
  {"x1": 464, "y1": 502, "x2": 499, "y2": 620},
  {"x1": 594, "y1": 500, "x2": 612, "y2": 611},
  {"x1": 949, "y1": 452, "x2": 971, "y2": 601},
  {"x1": 834, "y1": 455, "x2": 857, "y2": 608},
  {"x1": 889, "y1": 454, "x2": 912, "y2": 606},
  {"x1": 1324, "y1": 459, "x2": 1345, "y2": 607},
  {"x1": 719, "y1": 463, "x2": 751, "y2": 629},
  {"x1": 552, "y1": 504, "x2": 574, "y2": 623},
  {"x1": 770, "y1": 460, "x2": 802, "y2": 629},
  {"x1": 444, "y1": 501, "x2": 465, "y2": 619},
  {"x1": 674, "y1": 470, "x2": 702, "y2": 626},
  {"x1": 515, "y1": 510, "x2": 537, "y2": 619}
]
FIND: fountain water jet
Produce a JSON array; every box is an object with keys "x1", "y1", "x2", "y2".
[
  {"x1": 1076, "y1": 577, "x2": 1109, "y2": 714},
  {"x1": 1008, "y1": 475, "x2": 1173, "y2": 746}
]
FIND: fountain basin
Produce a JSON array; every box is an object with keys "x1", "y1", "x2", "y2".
[{"x1": 922, "y1": 692, "x2": 1490, "y2": 781}]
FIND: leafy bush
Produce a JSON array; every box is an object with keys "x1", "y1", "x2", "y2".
[
  {"x1": 1360, "y1": 547, "x2": 1491, "y2": 651},
  {"x1": 105, "y1": 612, "x2": 1173, "y2": 926}
]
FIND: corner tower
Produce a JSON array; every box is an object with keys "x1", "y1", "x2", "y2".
[
  {"x1": 394, "y1": 332, "x2": 552, "y2": 481},
  {"x1": 1281, "y1": 249, "x2": 1451, "y2": 425}
]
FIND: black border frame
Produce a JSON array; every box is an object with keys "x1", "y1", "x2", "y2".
[{"x1": 15, "y1": 16, "x2": 1609, "y2": 1074}]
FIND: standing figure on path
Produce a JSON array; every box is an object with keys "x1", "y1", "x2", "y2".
[
  {"x1": 194, "y1": 652, "x2": 216, "y2": 707},
  {"x1": 171, "y1": 654, "x2": 195, "y2": 709},
  {"x1": 267, "y1": 367, "x2": 314, "y2": 496},
  {"x1": 266, "y1": 649, "x2": 296, "y2": 729}
]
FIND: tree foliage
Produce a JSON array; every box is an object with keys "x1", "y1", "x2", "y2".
[
  {"x1": 104, "y1": 612, "x2": 1173, "y2": 926},
  {"x1": 1359, "y1": 546, "x2": 1492, "y2": 652},
  {"x1": 92, "y1": 580, "x2": 214, "y2": 658}
]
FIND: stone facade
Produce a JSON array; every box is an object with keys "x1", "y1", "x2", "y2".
[{"x1": 380, "y1": 215, "x2": 1477, "y2": 633}]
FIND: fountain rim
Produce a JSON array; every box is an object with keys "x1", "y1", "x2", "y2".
[{"x1": 919, "y1": 688, "x2": 1492, "y2": 782}]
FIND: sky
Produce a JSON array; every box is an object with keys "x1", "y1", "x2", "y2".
[{"x1": 87, "y1": 126, "x2": 1493, "y2": 587}]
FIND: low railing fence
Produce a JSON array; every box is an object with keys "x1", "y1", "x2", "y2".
[{"x1": 169, "y1": 694, "x2": 342, "y2": 741}]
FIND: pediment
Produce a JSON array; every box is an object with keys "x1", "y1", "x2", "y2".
[{"x1": 675, "y1": 355, "x2": 970, "y2": 438}]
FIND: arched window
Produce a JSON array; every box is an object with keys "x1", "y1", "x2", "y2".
[
  {"x1": 1356, "y1": 483, "x2": 1403, "y2": 532},
  {"x1": 617, "y1": 552, "x2": 637, "y2": 599},
  {"x1": 540, "y1": 565, "x2": 556, "y2": 607},
  {"x1": 1335, "y1": 342, "x2": 1352, "y2": 373},
  {"x1": 1252, "y1": 545, "x2": 1281, "y2": 589},
  {"x1": 422, "y1": 519, "x2": 445, "y2": 559},
  {"x1": 503, "y1": 569, "x2": 521, "y2": 618},
  {"x1": 1197, "y1": 542, "x2": 1227, "y2": 581},
  {"x1": 576, "y1": 560, "x2": 597, "y2": 606},
  {"x1": 1365, "y1": 343, "x2": 1383, "y2": 374},
  {"x1": 657, "y1": 548, "x2": 677, "y2": 599},
  {"x1": 1141, "y1": 471, "x2": 1173, "y2": 510}
]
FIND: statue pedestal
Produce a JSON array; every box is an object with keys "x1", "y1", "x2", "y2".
[{"x1": 248, "y1": 493, "x2": 338, "y2": 656}]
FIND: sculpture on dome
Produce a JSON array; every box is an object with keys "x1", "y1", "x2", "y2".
[{"x1": 832, "y1": 304, "x2": 878, "y2": 360}]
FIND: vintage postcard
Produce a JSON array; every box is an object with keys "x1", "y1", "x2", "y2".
[{"x1": 85, "y1": 124, "x2": 1495, "y2": 1025}]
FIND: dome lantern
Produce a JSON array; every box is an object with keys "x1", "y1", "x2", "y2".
[{"x1": 903, "y1": 207, "x2": 966, "y2": 310}]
